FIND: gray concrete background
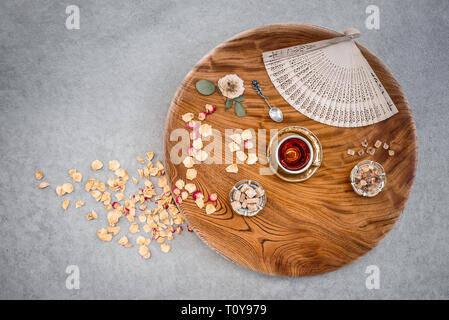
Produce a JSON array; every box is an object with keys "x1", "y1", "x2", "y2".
[{"x1": 0, "y1": 0, "x2": 448, "y2": 299}]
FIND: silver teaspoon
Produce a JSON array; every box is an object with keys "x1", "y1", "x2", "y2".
[{"x1": 251, "y1": 80, "x2": 283, "y2": 122}]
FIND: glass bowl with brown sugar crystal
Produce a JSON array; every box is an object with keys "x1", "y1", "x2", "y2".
[{"x1": 350, "y1": 160, "x2": 386, "y2": 197}]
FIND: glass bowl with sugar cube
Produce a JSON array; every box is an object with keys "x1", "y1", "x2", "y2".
[{"x1": 229, "y1": 180, "x2": 267, "y2": 216}]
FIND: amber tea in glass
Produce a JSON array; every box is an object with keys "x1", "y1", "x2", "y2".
[{"x1": 277, "y1": 136, "x2": 312, "y2": 172}]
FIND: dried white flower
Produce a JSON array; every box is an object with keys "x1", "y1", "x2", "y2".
[{"x1": 218, "y1": 74, "x2": 245, "y2": 99}]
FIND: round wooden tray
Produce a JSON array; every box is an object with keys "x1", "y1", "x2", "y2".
[{"x1": 163, "y1": 24, "x2": 417, "y2": 277}]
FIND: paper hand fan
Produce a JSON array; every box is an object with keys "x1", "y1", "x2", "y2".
[{"x1": 262, "y1": 28, "x2": 398, "y2": 127}]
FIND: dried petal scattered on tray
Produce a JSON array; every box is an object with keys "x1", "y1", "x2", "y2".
[
  {"x1": 62, "y1": 183, "x2": 74, "y2": 194},
  {"x1": 198, "y1": 112, "x2": 207, "y2": 121},
  {"x1": 199, "y1": 124, "x2": 212, "y2": 137},
  {"x1": 115, "y1": 168, "x2": 126, "y2": 178},
  {"x1": 138, "y1": 245, "x2": 151, "y2": 259},
  {"x1": 175, "y1": 179, "x2": 185, "y2": 190},
  {"x1": 108, "y1": 160, "x2": 120, "y2": 171},
  {"x1": 205, "y1": 104, "x2": 216, "y2": 114},
  {"x1": 182, "y1": 112, "x2": 194, "y2": 122},
  {"x1": 208, "y1": 193, "x2": 218, "y2": 202},
  {"x1": 205, "y1": 203, "x2": 216, "y2": 215},
  {"x1": 107, "y1": 226, "x2": 120, "y2": 236},
  {"x1": 236, "y1": 150, "x2": 247, "y2": 162},
  {"x1": 247, "y1": 153, "x2": 258, "y2": 165},
  {"x1": 192, "y1": 139, "x2": 203, "y2": 150},
  {"x1": 98, "y1": 182, "x2": 106, "y2": 192},
  {"x1": 185, "y1": 183, "x2": 196, "y2": 194},
  {"x1": 228, "y1": 141, "x2": 240, "y2": 152},
  {"x1": 118, "y1": 236, "x2": 132, "y2": 247},
  {"x1": 136, "y1": 235, "x2": 151, "y2": 246},
  {"x1": 241, "y1": 129, "x2": 252, "y2": 141},
  {"x1": 186, "y1": 120, "x2": 199, "y2": 130},
  {"x1": 62, "y1": 199, "x2": 70, "y2": 210},
  {"x1": 160, "y1": 243, "x2": 171, "y2": 253},
  {"x1": 193, "y1": 190, "x2": 203, "y2": 200},
  {"x1": 186, "y1": 146, "x2": 195, "y2": 156},
  {"x1": 195, "y1": 198, "x2": 205, "y2": 208},
  {"x1": 194, "y1": 150, "x2": 208, "y2": 162},
  {"x1": 183, "y1": 156, "x2": 194, "y2": 168},
  {"x1": 39, "y1": 182, "x2": 49, "y2": 189},
  {"x1": 91, "y1": 190, "x2": 102, "y2": 201},
  {"x1": 244, "y1": 140, "x2": 253, "y2": 149},
  {"x1": 129, "y1": 222, "x2": 139, "y2": 234},
  {"x1": 35, "y1": 171, "x2": 43, "y2": 180},
  {"x1": 107, "y1": 210, "x2": 121, "y2": 226},
  {"x1": 97, "y1": 228, "x2": 112, "y2": 242},
  {"x1": 40, "y1": 149, "x2": 188, "y2": 262},
  {"x1": 230, "y1": 133, "x2": 242, "y2": 144},
  {"x1": 143, "y1": 224, "x2": 152, "y2": 234},
  {"x1": 186, "y1": 168, "x2": 197, "y2": 180},
  {"x1": 137, "y1": 213, "x2": 146, "y2": 223},
  {"x1": 72, "y1": 172, "x2": 83, "y2": 183},
  {"x1": 56, "y1": 185, "x2": 65, "y2": 196},
  {"x1": 158, "y1": 176, "x2": 167, "y2": 188},
  {"x1": 226, "y1": 164, "x2": 238, "y2": 173},
  {"x1": 149, "y1": 167, "x2": 158, "y2": 176},
  {"x1": 86, "y1": 210, "x2": 98, "y2": 221},
  {"x1": 75, "y1": 200, "x2": 84, "y2": 208},
  {"x1": 91, "y1": 160, "x2": 103, "y2": 171}
]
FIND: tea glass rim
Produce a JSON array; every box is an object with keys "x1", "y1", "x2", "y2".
[{"x1": 275, "y1": 135, "x2": 314, "y2": 174}]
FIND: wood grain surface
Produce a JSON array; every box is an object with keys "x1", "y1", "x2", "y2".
[{"x1": 163, "y1": 24, "x2": 417, "y2": 277}]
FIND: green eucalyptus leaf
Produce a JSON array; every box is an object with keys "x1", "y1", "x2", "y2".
[
  {"x1": 195, "y1": 79, "x2": 216, "y2": 95},
  {"x1": 225, "y1": 99, "x2": 234, "y2": 110},
  {"x1": 234, "y1": 95, "x2": 245, "y2": 102},
  {"x1": 234, "y1": 101, "x2": 246, "y2": 117}
]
